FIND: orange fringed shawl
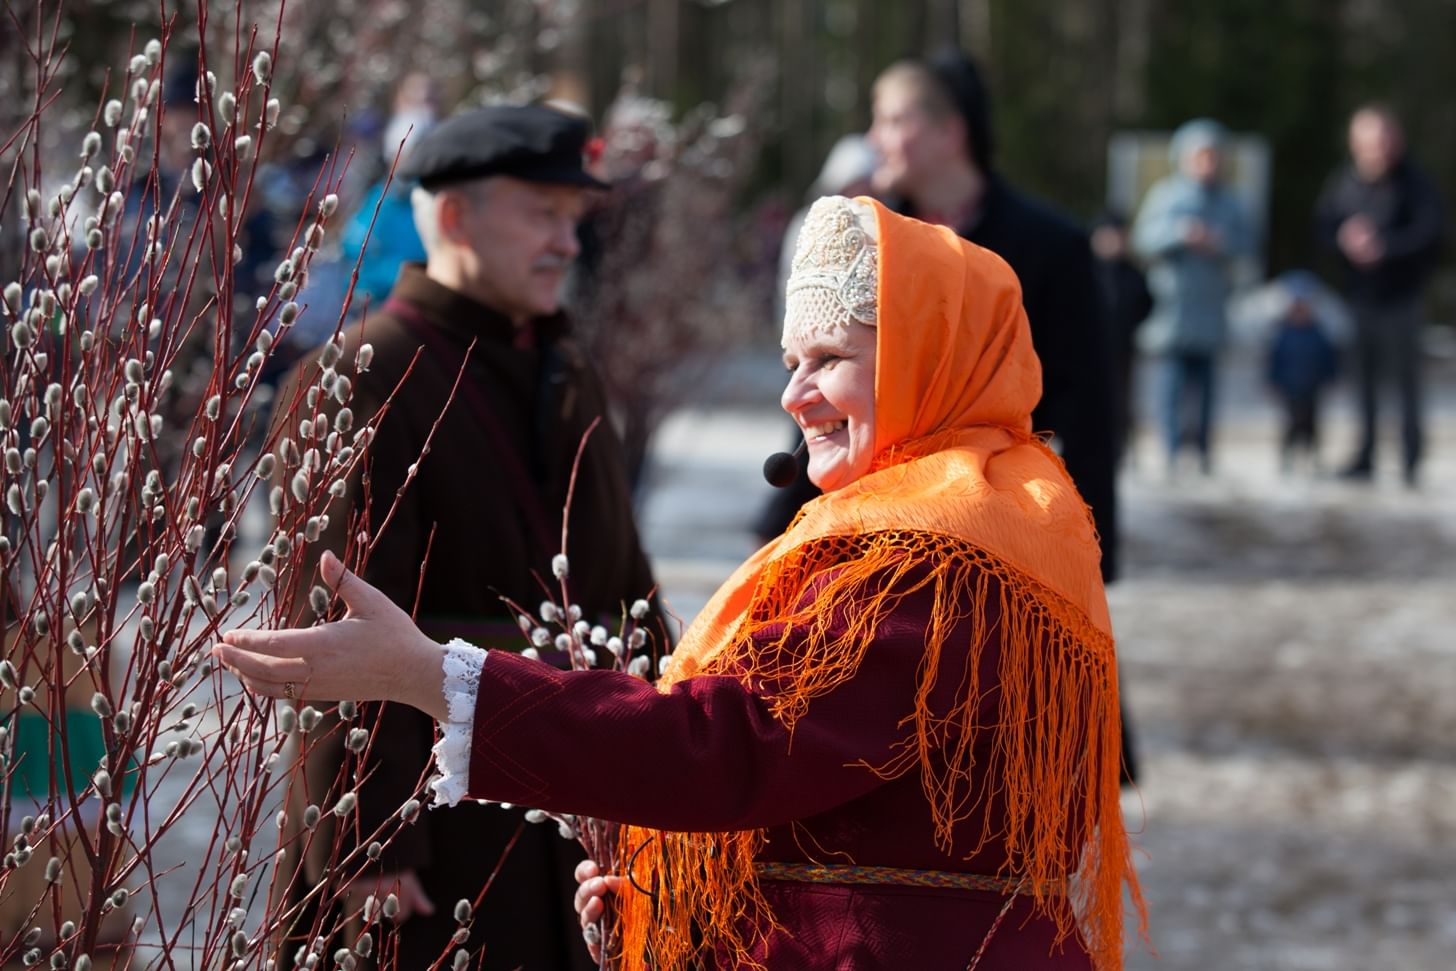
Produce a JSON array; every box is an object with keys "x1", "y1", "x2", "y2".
[{"x1": 613, "y1": 198, "x2": 1145, "y2": 970}]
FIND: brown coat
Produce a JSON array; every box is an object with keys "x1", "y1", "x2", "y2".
[{"x1": 273, "y1": 264, "x2": 655, "y2": 969}]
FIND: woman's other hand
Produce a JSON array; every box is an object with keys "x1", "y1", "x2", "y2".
[
  {"x1": 574, "y1": 859, "x2": 623, "y2": 964},
  {"x1": 213, "y1": 551, "x2": 449, "y2": 720}
]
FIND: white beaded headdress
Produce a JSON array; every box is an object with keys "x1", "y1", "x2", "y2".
[{"x1": 783, "y1": 196, "x2": 878, "y2": 343}]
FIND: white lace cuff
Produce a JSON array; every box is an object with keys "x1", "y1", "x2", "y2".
[{"x1": 430, "y1": 638, "x2": 487, "y2": 808}]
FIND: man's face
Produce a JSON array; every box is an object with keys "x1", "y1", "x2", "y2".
[
  {"x1": 1183, "y1": 145, "x2": 1223, "y2": 184},
  {"x1": 1349, "y1": 111, "x2": 1400, "y2": 182},
  {"x1": 1091, "y1": 224, "x2": 1127, "y2": 262},
  {"x1": 868, "y1": 80, "x2": 962, "y2": 196},
  {"x1": 451, "y1": 177, "x2": 586, "y2": 321}
]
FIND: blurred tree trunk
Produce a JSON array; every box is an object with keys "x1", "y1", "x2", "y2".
[
  {"x1": 778, "y1": 0, "x2": 812, "y2": 188},
  {"x1": 647, "y1": 0, "x2": 678, "y2": 100},
  {"x1": 925, "y1": 0, "x2": 959, "y2": 50},
  {"x1": 552, "y1": 0, "x2": 593, "y2": 106},
  {"x1": 960, "y1": 0, "x2": 992, "y2": 58},
  {"x1": 1108, "y1": 0, "x2": 1152, "y2": 122}
]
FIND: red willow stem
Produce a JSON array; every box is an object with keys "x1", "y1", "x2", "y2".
[{"x1": 0, "y1": 5, "x2": 440, "y2": 966}]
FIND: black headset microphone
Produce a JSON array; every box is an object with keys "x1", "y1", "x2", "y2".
[{"x1": 762, "y1": 439, "x2": 807, "y2": 488}]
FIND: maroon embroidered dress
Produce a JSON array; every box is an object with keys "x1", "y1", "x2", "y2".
[{"x1": 440, "y1": 572, "x2": 1094, "y2": 970}]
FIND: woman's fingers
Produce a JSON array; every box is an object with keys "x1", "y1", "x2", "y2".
[
  {"x1": 213, "y1": 643, "x2": 312, "y2": 685},
  {"x1": 581, "y1": 888, "x2": 603, "y2": 924},
  {"x1": 581, "y1": 893, "x2": 605, "y2": 924},
  {"x1": 573, "y1": 876, "x2": 595, "y2": 918},
  {"x1": 574, "y1": 872, "x2": 621, "y2": 926},
  {"x1": 319, "y1": 549, "x2": 347, "y2": 589},
  {"x1": 320, "y1": 550, "x2": 395, "y2": 622},
  {"x1": 221, "y1": 625, "x2": 323, "y2": 656},
  {"x1": 574, "y1": 876, "x2": 604, "y2": 923},
  {"x1": 232, "y1": 675, "x2": 286, "y2": 698},
  {"x1": 214, "y1": 553, "x2": 442, "y2": 712},
  {"x1": 574, "y1": 864, "x2": 620, "y2": 961},
  {"x1": 216, "y1": 622, "x2": 362, "y2": 696}
]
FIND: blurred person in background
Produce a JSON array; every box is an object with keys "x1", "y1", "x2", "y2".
[
  {"x1": 566, "y1": 92, "x2": 667, "y2": 319},
  {"x1": 1090, "y1": 211, "x2": 1154, "y2": 464},
  {"x1": 1315, "y1": 104, "x2": 1445, "y2": 487},
  {"x1": 775, "y1": 135, "x2": 880, "y2": 322},
  {"x1": 271, "y1": 104, "x2": 655, "y2": 971},
  {"x1": 755, "y1": 134, "x2": 879, "y2": 542},
  {"x1": 1132, "y1": 118, "x2": 1252, "y2": 478},
  {"x1": 339, "y1": 72, "x2": 438, "y2": 308},
  {"x1": 869, "y1": 51, "x2": 1136, "y2": 788},
  {"x1": 868, "y1": 50, "x2": 1121, "y2": 584},
  {"x1": 1266, "y1": 271, "x2": 1341, "y2": 474},
  {"x1": 274, "y1": 75, "x2": 439, "y2": 378}
]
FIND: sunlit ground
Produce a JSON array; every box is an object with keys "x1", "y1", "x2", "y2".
[{"x1": 1113, "y1": 364, "x2": 1456, "y2": 971}]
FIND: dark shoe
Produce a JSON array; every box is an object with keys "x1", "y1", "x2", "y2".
[
  {"x1": 1403, "y1": 464, "x2": 1420, "y2": 489},
  {"x1": 1339, "y1": 461, "x2": 1373, "y2": 481}
]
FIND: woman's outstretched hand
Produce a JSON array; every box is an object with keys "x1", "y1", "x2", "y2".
[
  {"x1": 212, "y1": 551, "x2": 449, "y2": 721},
  {"x1": 574, "y1": 859, "x2": 623, "y2": 964}
]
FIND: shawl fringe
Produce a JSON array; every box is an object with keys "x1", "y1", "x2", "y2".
[{"x1": 612, "y1": 529, "x2": 1143, "y2": 971}]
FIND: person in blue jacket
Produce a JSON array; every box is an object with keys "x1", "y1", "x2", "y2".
[
  {"x1": 340, "y1": 73, "x2": 438, "y2": 307},
  {"x1": 1266, "y1": 272, "x2": 1340, "y2": 473},
  {"x1": 1133, "y1": 119, "x2": 1253, "y2": 476}
]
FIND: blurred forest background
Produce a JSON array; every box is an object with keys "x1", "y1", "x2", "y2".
[{"x1": 4, "y1": 0, "x2": 1453, "y2": 320}]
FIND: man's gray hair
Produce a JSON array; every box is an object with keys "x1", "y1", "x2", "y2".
[
  {"x1": 410, "y1": 186, "x2": 443, "y2": 253},
  {"x1": 411, "y1": 180, "x2": 495, "y2": 253}
]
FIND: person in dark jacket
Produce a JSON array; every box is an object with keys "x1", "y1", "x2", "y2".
[
  {"x1": 1315, "y1": 104, "x2": 1445, "y2": 486},
  {"x1": 866, "y1": 51, "x2": 1135, "y2": 787},
  {"x1": 1266, "y1": 272, "x2": 1340, "y2": 472},
  {"x1": 867, "y1": 51, "x2": 1121, "y2": 583},
  {"x1": 271, "y1": 104, "x2": 657, "y2": 970},
  {"x1": 1091, "y1": 211, "x2": 1154, "y2": 463}
]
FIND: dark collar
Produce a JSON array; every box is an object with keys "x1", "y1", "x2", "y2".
[
  {"x1": 891, "y1": 174, "x2": 1006, "y2": 239},
  {"x1": 385, "y1": 262, "x2": 571, "y2": 348}
]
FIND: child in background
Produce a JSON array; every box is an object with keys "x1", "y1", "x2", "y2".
[{"x1": 1267, "y1": 271, "x2": 1340, "y2": 472}]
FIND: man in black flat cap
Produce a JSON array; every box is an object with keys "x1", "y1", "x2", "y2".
[{"x1": 273, "y1": 104, "x2": 655, "y2": 969}]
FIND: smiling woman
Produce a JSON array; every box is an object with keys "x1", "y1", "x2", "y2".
[
  {"x1": 217, "y1": 196, "x2": 1144, "y2": 970},
  {"x1": 780, "y1": 196, "x2": 879, "y2": 492},
  {"x1": 781, "y1": 320, "x2": 877, "y2": 490}
]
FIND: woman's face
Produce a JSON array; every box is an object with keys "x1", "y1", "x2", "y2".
[{"x1": 781, "y1": 322, "x2": 878, "y2": 492}]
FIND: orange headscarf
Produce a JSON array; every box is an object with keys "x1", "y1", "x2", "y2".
[{"x1": 615, "y1": 198, "x2": 1143, "y2": 970}]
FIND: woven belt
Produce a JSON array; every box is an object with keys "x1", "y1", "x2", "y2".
[{"x1": 753, "y1": 862, "x2": 1026, "y2": 894}]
